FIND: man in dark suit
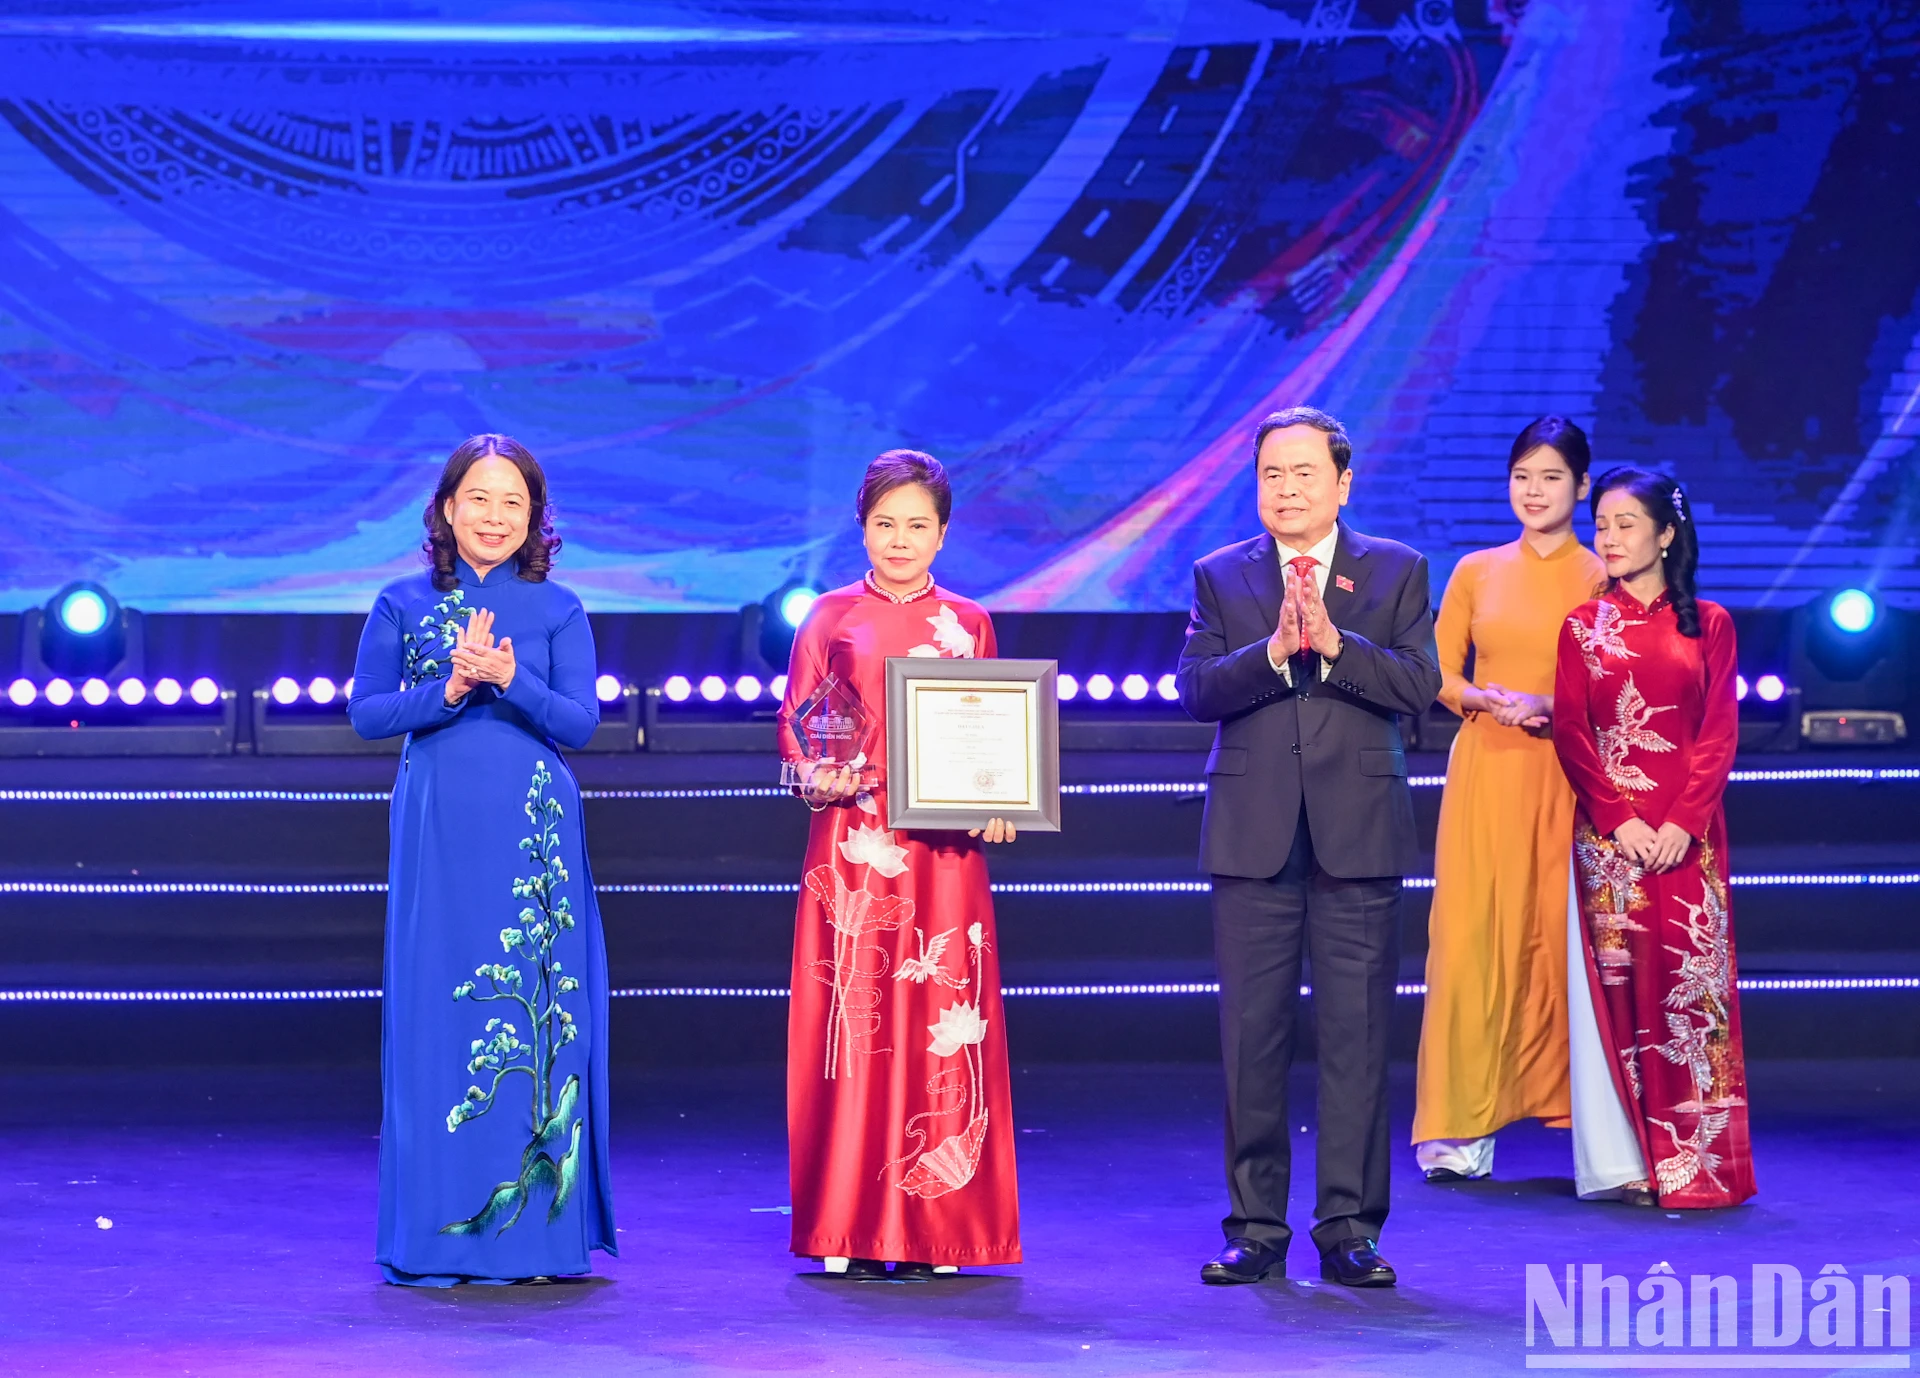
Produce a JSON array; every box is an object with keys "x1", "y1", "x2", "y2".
[{"x1": 1177, "y1": 406, "x2": 1441, "y2": 1288}]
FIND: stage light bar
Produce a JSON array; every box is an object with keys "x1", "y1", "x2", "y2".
[
  {"x1": 650, "y1": 670, "x2": 1198, "y2": 708},
  {"x1": 40, "y1": 873, "x2": 1902, "y2": 899},
  {"x1": 10, "y1": 975, "x2": 1917, "y2": 1004}
]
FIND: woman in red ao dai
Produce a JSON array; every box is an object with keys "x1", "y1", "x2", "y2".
[
  {"x1": 1553, "y1": 468, "x2": 1755, "y2": 1210},
  {"x1": 777, "y1": 450, "x2": 1021, "y2": 1280}
]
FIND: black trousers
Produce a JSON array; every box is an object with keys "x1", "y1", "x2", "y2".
[{"x1": 1211, "y1": 806, "x2": 1401, "y2": 1254}]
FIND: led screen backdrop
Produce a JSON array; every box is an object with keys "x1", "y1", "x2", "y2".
[{"x1": 0, "y1": 1, "x2": 1915, "y2": 611}]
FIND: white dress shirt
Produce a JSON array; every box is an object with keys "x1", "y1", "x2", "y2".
[{"x1": 1266, "y1": 525, "x2": 1341, "y2": 682}]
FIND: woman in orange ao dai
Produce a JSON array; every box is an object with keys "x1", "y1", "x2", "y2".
[{"x1": 1412, "y1": 417, "x2": 1606, "y2": 1181}]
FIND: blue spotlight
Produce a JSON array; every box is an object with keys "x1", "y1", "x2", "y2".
[
  {"x1": 1828, "y1": 589, "x2": 1876, "y2": 635},
  {"x1": 779, "y1": 586, "x2": 820, "y2": 629},
  {"x1": 58, "y1": 587, "x2": 110, "y2": 635},
  {"x1": 38, "y1": 581, "x2": 128, "y2": 678},
  {"x1": 758, "y1": 580, "x2": 823, "y2": 670}
]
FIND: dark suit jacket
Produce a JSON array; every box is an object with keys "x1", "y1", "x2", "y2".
[{"x1": 1177, "y1": 523, "x2": 1442, "y2": 880}]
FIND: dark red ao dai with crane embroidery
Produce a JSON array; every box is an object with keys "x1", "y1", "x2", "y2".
[{"x1": 1554, "y1": 587, "x2": 1757, "y2": 1209}]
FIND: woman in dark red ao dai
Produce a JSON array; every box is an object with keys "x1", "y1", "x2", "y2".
[
  {"x1": 1553, "y1": 468, "x2": 1755, "y2": 1210},
  {"x1": 777, "y1": 450, "x2": 1021, "y2": 1281}
]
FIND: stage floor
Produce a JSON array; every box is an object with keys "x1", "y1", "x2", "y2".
[{"x1": 7, "y1": 1060, "x2": 1915, "y2": 1376}]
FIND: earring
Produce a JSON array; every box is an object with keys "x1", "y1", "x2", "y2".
[{"x1": 1661, "y1": 547, "x2": 1670, "y2": 559}]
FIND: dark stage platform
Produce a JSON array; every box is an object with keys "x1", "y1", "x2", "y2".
[{"x1": 6, "y1": 1060, "x2": 1916, "y2": 1376}]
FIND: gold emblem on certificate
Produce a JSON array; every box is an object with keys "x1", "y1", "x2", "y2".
[{"x1": 884, "y1": 659, "x2": 1061, "y2": 832}]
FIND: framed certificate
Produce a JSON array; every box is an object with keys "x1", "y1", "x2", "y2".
[{"x1": 884, "y1": 657, "x2": 1061, "y2": 832}]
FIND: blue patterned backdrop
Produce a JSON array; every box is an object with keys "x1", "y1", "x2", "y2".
[{"x1": 0, "y1": 1, "x2": 1914, "y2": 611}]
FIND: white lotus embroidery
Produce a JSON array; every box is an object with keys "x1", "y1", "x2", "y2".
[
  {"x1": 926, "y1": 604, "x2": 976, "y2": 659},
  {"x1": 927, "y1": 1000, "x2": 988, "y2": 1057},
  {"x1": 839, "y1": 823, "x2": 908, "y2": 878},
  {"x1": 906, "y1": 644, "x2": 942, "y2": 658}
]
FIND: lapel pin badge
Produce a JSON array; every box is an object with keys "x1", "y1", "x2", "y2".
[{"x1": 1335, "y1": 575, "x2": 1355, "y2": 592}]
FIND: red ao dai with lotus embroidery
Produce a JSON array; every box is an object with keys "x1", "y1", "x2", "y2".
[
  {"x1": 1554, "y1": 588, "x2": 1756, "y2": 1209},
  {"x1": 777, "y1": 577, "x2": 1020, "y2": 1266}
]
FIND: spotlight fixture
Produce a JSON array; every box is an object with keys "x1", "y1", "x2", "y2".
[
  {"x1": 662, "y1": 675, "x2": 692, "y2": 703},
  {"x1": 189, "y1": 677, "x2": 220, "y2": 706},
  {"x1": 1057, "y1": 673, "x2": 1080, "y2": 702},
  {"x1": 754, "y1": 580, "x2": 824, "y2": 672},
  {"x1": 153, "y1": 678, "x2": 183, "y2": 706},
  {"x1": 1120, "y1": 674, "x2": 1149, "y2": 702},
  {"x1": 307, "y1": 677, "x2": 338, "y2": 706},
  {"x1": 1085, "y1": 674, "x2": 1114, "y2": 702},
  {"x1": 698, "y1": 675, "x2": 727, "y2": 703},
  {"x1": 595, "y1": 674, "x2": 622, "y2": 704},
  {"x1": 270, "y1": 677, "x2": 301, "y2": 705},
  {"x1": 1787, "y1": 586, "x2": 1912, "y2": 746},
  {"x1": 1156, "y1": 674, "x2": 1179, "y2": 702},
  {"x1": 29, "y1": 580, "x2": 140, "y2": 680},
  {"x1": 1755, "y1": 674, "x2": 1786, "y2": 703},
  {"x1": 734, "y1": 675, "x2": 763, "y2": 702},
  {"x1": 117, "y1": 678, "x2": 147, "y2": 706}
]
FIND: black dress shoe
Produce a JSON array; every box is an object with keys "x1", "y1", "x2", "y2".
[
  {"x1": 1423, "y1": 1166, "x2": 1470, "y2": 1183},
  {"x1": 1320, "y1": 1237, "x2": 1397, "y2": 1288},
  {"x1": 1201, "y1": 1238, "x2": 1285, "y2": 1284},
  {"x1": 890, "y1": 1262, "x2": 936, "y2": 1282},
  {"x1": 827, "y1": 1258, "x2": 888, "y2": 1280}
]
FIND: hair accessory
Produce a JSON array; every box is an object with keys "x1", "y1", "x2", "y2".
[{"x1": 1671, "y1": 487, "x2": 1686, "y2": 519}]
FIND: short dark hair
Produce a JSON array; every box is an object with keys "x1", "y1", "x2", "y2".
[
  {"x1": 1253, "y1": 406, "x2": 1351, "y2": 473},
  {"x1": 856, "y1": 448, "x2": 952, "y2": 526},
  {"x1": 1507, "y1": 415, "x2": 1592, "y2": 481},
  {"x1": 1590, "y1": 466, "x2": 1701, "y2": 638},
  {"x1": 423, "y1": 434, "x2": 558, "y2": 592}
]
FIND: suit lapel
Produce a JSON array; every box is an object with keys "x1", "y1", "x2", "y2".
[
  {"x1": 1240, "y1": 533, "x2": 1282, "y2": 636},
  {"x1": 1325, "y1": 522, "x2": 1371, "y2": 622}
]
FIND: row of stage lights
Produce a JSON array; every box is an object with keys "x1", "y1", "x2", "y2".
[
  {"x1": 7, "y1": 676, "x2": 222, "y2": 708},
  {"x1": 9, "y1": 670, "x2": 1788, "y2": 712},
  {"x1": 657, "y1": 671, "x2": 1183, "y2": 705}
]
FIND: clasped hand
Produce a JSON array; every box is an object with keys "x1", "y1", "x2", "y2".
[
  {"x1": 1612, "y1": 817, "x2": 1691, "y2": 873},
  {"x1": 444, "y1": 608, "x2": 516, "y2": 703},
  {"x1": 1482, "y1": 681, "x2": 1551, "y2": 735},
  {"x1": 1266, "y1": 567, "x2": 1343, "y2": 666}
]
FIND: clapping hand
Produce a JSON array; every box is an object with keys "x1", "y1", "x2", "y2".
[
  {"x1": 1612, "y1": 817, "x2": 1692, "y2": 873},
  {"x1": 450, "y1": 616, "x2": 516, "y2": 695},
  {"x1": 1268, "y1": 568, "x2": 1304, "y2": 665},
  {"x1": 969, "y1": 818, "x2": 1018, "y2": 844},
  {"x1": 444, "y1": 608, "x2": 495, "y2": 704},
  {"x1": 1296, "y1": 571, "x2": 1343, "y2": 661}
]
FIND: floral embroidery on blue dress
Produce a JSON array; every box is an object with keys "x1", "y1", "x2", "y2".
[
  {"x1": 402, "y1": 590, "x2": 470, "y2": 688},
  {"x1": 442, "y1": 760, "x2": 586, "y2": 1236}
]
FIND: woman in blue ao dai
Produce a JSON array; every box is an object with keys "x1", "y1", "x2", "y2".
[{"x1": 349, "y1": 434, "x2": 616, "y2": 1286}]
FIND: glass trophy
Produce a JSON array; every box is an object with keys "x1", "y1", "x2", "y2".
[{"x1": 779, "y1": 673, "x2": 876, "y2": 791}]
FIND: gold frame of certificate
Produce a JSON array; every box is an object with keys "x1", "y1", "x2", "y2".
[{"x1": 883, "y1": 657, "x2": 1061, "y2": 832}]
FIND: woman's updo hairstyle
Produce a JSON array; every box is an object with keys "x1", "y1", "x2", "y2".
[
  {"x1": 423, "y1": 433, "x2": 560, "y2": 592},
  {"x1": 856, "y1": 449, "x2": 952, "y2": 527},
  {"x1": 1507, "y1": 415, "x2": 1592, "y2": 480},
  {"x1": 1590, "y1": 465, "x2": 1700, "y2": 638}
]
